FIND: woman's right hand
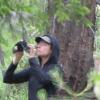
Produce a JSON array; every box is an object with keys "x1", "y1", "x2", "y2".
[
  {"x1": 12, "y1": 52, "x2": 23, "y2": 64},
  {"x1": 27, "y1": 44, "x2": 37, "y2": 59}
]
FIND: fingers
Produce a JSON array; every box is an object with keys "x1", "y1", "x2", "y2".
[
  {"x1": 27, "y1": 44, "x2": 37, "y2": 58},
  {"x1": 12, "y1": 43, "x2": 37, "y2": 64}
]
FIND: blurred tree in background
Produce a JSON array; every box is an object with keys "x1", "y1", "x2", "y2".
[{"x1": 47, "y1": 0, "x2": 96, "y2": 92}]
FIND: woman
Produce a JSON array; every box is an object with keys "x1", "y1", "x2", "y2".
[{"x1": 3, "y1": 35, "x2": 63, "y2": 100}]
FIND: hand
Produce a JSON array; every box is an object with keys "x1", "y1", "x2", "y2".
[
  {"x1": 12, "y1": 52, "x2": 23, "y2": 64},
  {"x1": 27, "y1": 44, "x2": 37, "y2": 58}
]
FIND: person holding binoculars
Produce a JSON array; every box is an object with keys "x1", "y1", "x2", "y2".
[{"x1": 3, "y1": 35, "x2": 63, "y2": 100}]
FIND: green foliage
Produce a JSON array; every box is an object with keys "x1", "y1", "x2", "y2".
[
  {"x1": 0, "y1": 0, "x2": 11, "y2": 16},
  {"x1": 0, "y1": 0, "x2": 93, "y2": 35},
  {"x1": 3, "y1": 83, "x2": 28, "y2": 100},
  {"x1": 54, "y1": 0, "x2": 70, "y2": 22},
  {"x1": 54, "y1": 0, "x2": 92, "y2": 27},
  {"x1": 0, "y1": 0, "x2": 48, "y2": 37},
  {"x1": 37, "y1": 89, "x2": 47, "y2": 100}
]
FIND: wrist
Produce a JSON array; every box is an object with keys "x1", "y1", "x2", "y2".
[{"x1": 12, "y1": 56, "x2": 19, "y2": 65}]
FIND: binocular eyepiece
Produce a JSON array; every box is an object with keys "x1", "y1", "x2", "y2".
[{"x1": 13, "y1": 41, "x2": 30, "y2": 53}]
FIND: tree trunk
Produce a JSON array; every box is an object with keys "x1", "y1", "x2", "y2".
[{"x1": 48, "y1": 0, "x2": 96, "y2": 91}]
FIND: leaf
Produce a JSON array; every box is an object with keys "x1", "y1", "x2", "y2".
[
  {"x1": 83, "y1": 18, "x2": 93, "y2": 27},
  {"x1": 55, "y1": 9, "x2": 70, "y2": 22}
]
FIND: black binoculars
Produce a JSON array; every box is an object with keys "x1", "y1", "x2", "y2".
[{"x1": 13, "y1": 41, "x2": 30, "y2": 53}]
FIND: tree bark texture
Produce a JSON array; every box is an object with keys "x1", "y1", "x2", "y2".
[{"x1": 48, "y1": 0, "x2": 96, "y2": 91}]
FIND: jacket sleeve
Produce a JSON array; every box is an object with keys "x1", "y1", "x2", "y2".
[{"x1": 3, "y1": 62, "x2": 30, "y2": 84}]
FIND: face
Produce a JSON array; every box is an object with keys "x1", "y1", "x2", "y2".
[{"x1": 36, "y1": 40, "x2": 52, "y2": 57}]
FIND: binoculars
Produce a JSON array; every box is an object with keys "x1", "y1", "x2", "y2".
[{"x1": 13, "y1": 41, "x2": 30, "y2": 53}]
